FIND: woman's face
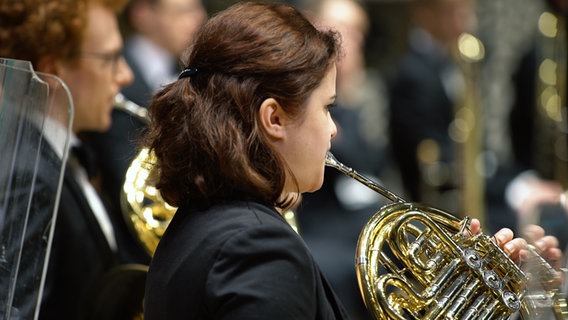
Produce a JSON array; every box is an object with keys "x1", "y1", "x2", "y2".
[{"x1": 279, "y1": 64, "x2": 338, "y2": 194}]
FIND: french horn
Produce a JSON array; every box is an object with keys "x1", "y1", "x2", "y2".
[{"x1": 325, "y1": 152, "x2": 567, "y2": 319}]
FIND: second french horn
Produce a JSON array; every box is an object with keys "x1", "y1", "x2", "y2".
[{"x1": 114, "y1": 93, "x2": 177, "y2": 256}]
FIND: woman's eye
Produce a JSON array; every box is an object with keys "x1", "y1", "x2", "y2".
[{"x1": 326, "y1": 102, "x2": 337, "y2": 110}]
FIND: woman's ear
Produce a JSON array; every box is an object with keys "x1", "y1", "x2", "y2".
[{"x1": 259, "y1": 98, "x2": 286, "y2": 139}]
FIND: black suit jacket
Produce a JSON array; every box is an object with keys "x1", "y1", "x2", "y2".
[
  {"x1": 388, "y1": 48, "x2": 456, "y2": 202},
  {"x1": 6, "y1": 126, "x2": 120, "y2": 319},
  {"x1": 144, "y1": 201, "x2": 350, "y2": 320}
]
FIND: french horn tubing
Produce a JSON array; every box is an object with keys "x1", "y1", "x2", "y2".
[{"x1": 325, "y1": 152, "x2": 567, "y2": 320}]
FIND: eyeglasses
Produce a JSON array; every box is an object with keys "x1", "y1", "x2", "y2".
[{"x1": 78, "y1": 50, "x2": 124, "y2": 75}]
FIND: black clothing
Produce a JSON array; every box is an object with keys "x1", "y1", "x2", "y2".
[
  {"x1": 6, "y1": 126, "x2": 120, "y2": 319},
  {"x1": 144, "y1": 201, "x2": 350, "y2": 320}
]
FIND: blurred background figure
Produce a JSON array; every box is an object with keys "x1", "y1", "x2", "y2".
[
  {"x1": 387, "y1": 0, "x2": 498, "y2": 226},
  {"x1": 295, "y1": 0, "x2": 392, "y2": 319},
  {"x1": 121, "y1": 0, "x2": 207, "y2": 107},
  {"x1": 507, "y1": 0, "x2": 568, "y2": 250},
  {"x1": 83, "y1": 0, "x2": 207, "y2": 264},
  {"x1": 0, "y1": 0, "x2": 144, "y2": 317},
  {"x1": 388, "y1": 0, "x2": 475, "y2": 210}
]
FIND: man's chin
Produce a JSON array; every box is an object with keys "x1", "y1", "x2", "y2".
[
  {"x1": 94, "y1": 118, "x2": 112, "y2": 132},
  {"x1": 101, "y1": 122, "x2": 112, "y2": 132}
]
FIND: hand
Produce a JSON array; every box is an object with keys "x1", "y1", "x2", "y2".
[
  {"x1": 467, "y1": 219, "x2": 519, "y2": 261},
  {"x1": 467, "y1": 220, "x2": 564, "y2": 288},
  {"x1": 493, "y1": 224, "x2": 564, "y2": 290},
  {"x1": 465, "y1": 219, "x2": 561, "y2": 267},
  {"x1": 489, "y1": 224, "x2": 561, "y2": 268}
]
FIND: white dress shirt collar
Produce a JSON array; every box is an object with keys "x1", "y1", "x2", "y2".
[{"x1": 128, "y1": 35, "x2": 178, "y2": 92}]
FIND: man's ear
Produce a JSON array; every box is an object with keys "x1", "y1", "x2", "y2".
[
  {"x1": 259, "y1": 97, "x2": 286, "y2": 139},
  {"x1": 36, "y1": 56, "x2": 59, "y2": 75}
]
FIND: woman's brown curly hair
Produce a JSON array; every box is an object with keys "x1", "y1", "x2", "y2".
[
  {"x1": 0, "y1": 0, "x2": 127, "y2": 67},
  {"x1": 145, "y1": 1, "x2": 342, "y2": 211}
]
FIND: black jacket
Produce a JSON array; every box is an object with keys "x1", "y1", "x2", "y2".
[
  {"x1": 6, "y1": 126, "x2": 120, "y2": 319},
  {"x1": 144, "y1": 201, "x2": 350, "y2": 320}
]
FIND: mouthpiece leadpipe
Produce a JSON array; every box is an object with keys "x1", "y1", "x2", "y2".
[
  {"x1": 114, "y1": 93, "x2": 150, "y2": 124},
  {"x1": 325, "y1": 152, "x2": 405, "y2": 204}
]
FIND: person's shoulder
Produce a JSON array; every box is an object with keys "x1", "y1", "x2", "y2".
[
  {"x1": 209, "y1": 202, "x2": 310, "y2": 261},
  {"x1": 206, "y1": 201, "x2": 290, "y2": 230},
  {"x1": 162, "y1": 201, "x2": 303, "y2": 259},
  {"x1": 173, "y1": 201, "x2": 292, "y2": 235}
]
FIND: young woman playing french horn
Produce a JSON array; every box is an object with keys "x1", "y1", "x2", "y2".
[{"x1": 142, "y1": 2, "x2": 562, "y2": 319}]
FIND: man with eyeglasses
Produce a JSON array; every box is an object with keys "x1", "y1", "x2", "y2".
[
  {"x1": 81, "y1": 0, "x2": 207, "y2": 265},
  {"x1": 0, "y1": 0, "x2": 138, "y2": 318}
]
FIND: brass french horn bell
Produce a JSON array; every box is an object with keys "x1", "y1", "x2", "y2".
[
  {"x1": 122, "y1": 147, "x2": 177, "y2": 256},
  {"x1": 113, "y1": 94, "x2": 177, "y2": 256}
]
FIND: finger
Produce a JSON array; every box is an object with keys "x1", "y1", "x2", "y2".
[
  {"x1": 534, "y1": 235, "x2": 559, "y2": 254},
  {"x1": 503, "y1": 238, "x2": 528, "y2": 263},
  {"x1": 469, "y1": 218, "x2": 481, "y2": 234},
  {"x1": 545, "y1": 248, "x2": 563, "y2": 269},
  {"x1": 493, "y1": 227, "x2": 514, "y2": 248},
  {"x1": 534, "y1": 235, "x2": 562, "y2": 269},
  {"x1": 522, "y1": 224, "x2": 545, "y2": 244}
]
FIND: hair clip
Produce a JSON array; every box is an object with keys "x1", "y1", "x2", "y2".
[{"x1": 178, "y1": 67, "x2": 198, "y2": 79}]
